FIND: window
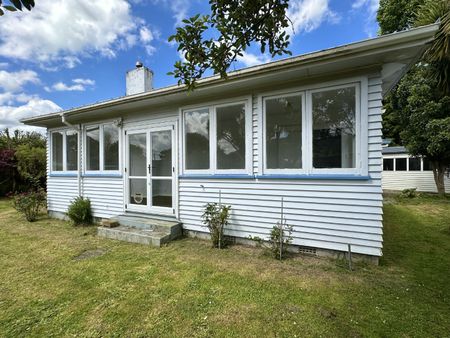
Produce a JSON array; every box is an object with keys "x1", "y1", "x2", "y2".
[
  {"x1": 51, "y1": 130, "x2": 78, "y2": 172},
  {"x1": 184, "y1": 108, "x2": 210, "y2": 170},
  {"x1": 216, "y1": 103, "x2": 246, "y2": 170},
  {"x1": 265, "y1": 94, "x2": 302, "y2": 169},
  {"x1": 183, "y1": 101, "x2": 249, "y2": 173},
  {"x1": 383, "y1": 158, "x2": 394, "y2": 171},
  {"x1": 312, "y1": 86, "x2": 356, "y2": 169},
  {"x1": 395, "y1": 158, "x2": 407, "y2": 171},
  {"x1": 85, "y1": 123, "x2": 120, "y2": 172},
  {"x1": 409, "y1": 157, "x2": 421, "y2": 171},
  {"x1": 423, "y1": 158, "x2": 432, "y2": 171}
]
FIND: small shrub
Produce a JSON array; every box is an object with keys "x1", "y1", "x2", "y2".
[
  {"x1": 250, "y1": 222, "x2": 293, "y2": 260},
  {"x1": 201, "y1": 202, "x2": 231, "y2": 248},
  {"x1": 12, "y1": 189, "x2": 46, "y2": 222},
  {"x1": 67, "y1": 196, "x2": 93, "y2": 226},
  {"x1": 400, "y1": 188, "x2": 418, "y2": 198}
]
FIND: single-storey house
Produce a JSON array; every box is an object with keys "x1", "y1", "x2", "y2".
[
  {"x1": 22, "y1": 24, "x2": 438, "y2": 263},
  {"x1": 382, "y1": 146, "x2": 450, "y2": 193}
]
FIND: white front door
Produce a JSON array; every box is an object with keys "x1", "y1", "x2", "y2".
[{"x1": 126, "y1": 124, "x2": 176, "y2": 215}]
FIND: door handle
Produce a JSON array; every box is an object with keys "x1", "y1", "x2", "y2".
[{"x1": 148, "y1": 164, "x2": 151, "y2": 174}]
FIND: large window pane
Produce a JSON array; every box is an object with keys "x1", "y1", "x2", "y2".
[
  {"x1": 86, "y1": 127, "x2": 100, "y2": 171},
  {"x1": 52, "y1": 132, "x2": 63, "y2": 171},
  {"x1": 265, "y1": 95, "x2": 302, "y2": 169},
  {"x1": 103, "y1": 124, "x2": 119, "y2": 170},
  {"x1": 423, "y1": 158, "x2": 432, "y2": 171},
  {"x1": 185, "y1": 109, "x2": 210, "y2": 170},
  {"x1": 396, "y1": 158, "x2": 407, "y2": 171},
  {"x1": 152, "y1": 179, "x2": 172, "y2": 207},
  {"x1": 312, "y1": 87, "x2": 356, "y2": 168},
  {"x1": 383, "y1": 158, "x2": 393, "y2": 171},
  {"x1": 409, "y1": 157, "x2": 421, "y2": 171},
  {"x1": 129, "y1": 133, "x2": 147, "y2": 176},
  {"x1": 66, "y1": 130, "x2": 78, "y2": 171},
  {"x1": 152, "y1": 130, "x2": 172, "y2": 176},
  {"x1": 217, "y1": 104, "x2": 246, "y2": 169}
]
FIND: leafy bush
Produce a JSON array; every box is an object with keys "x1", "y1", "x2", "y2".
[
  {"x1": 201, "y1": 202, "x2": 231, "y2": 248},
  {"x1": 400, "y1": 188, "x2": 418, "y2": 198},
  {"x1": 12, "y1": 189, "x2": 46, "y2": 222},
  {"x1": 67, "y1": 197, "x2": 93, "y2": 226},
  {"x1": 250, "y1": 222, "x2": 294, "y2": 260}
]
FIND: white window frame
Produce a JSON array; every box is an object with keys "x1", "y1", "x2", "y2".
[
  {"x1": 180, "y1": 96, "x2": 252, "y2": 175},
  {"x1": 262, "y1": 91, "x2": 307, "y2": 175},
  {"x1": 259, "y1": 77, "x2": 368, "y2": 176},
  {"x1": 83, "y1": 121, "x2": 121, "y2": 175},
  {"x1": 49, "y1": 128, "x2": 79, "y2": 174}
]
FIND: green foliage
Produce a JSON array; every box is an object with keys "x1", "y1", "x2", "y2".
[
  {"x1": 12, "y1": 189, "x2": 46, "y2": 222},
  {"x1": 0, "y1": 0, "x2": 35, "y2": 16},
  {"x1": 377, "y1": 0, "x2": 424, "y2": 34},
  {"x1": 400, "y1": 188, "x2": 418, "y2": 198},
  {"x1": 15, "y1": 144, "x2": 46, "y2": 186},
  {"x1": 168, "y1": 0, "x2": 292, "y2": 90},
  {"x1": 201, "y1": 202, "x2": 231, "y2": 248},
  {"x1": 250, "y1": 222, "x2": 293, "y2": 260},
  {"x1": 67, "y1": 197, "x2": 93, "y2": 226}
]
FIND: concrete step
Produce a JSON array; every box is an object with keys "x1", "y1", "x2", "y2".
[
  {"x1": 98, "y1": 214, "x2": 183, "y2": 247},
  {"x1": 97, "y1": 226, "x2": 171, "y2": 247}
]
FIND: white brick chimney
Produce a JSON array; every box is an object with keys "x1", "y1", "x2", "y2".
[{"x1": 126, "y1": 61, "x2": 153, "y2": 95}]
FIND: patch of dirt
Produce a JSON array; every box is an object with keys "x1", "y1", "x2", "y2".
[{"x1": 74, "y1": 248, "x2": 107, "y2": 261}]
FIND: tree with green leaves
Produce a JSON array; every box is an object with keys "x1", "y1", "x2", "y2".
[
  {"x1": 380, "y1": 0, "x2": 450, "y2": 195},
  {"x1": 0, "y1": 0, "x2": 34, "y2": 16},
  {"x1": 168, "y1": 0, "x2": 292, "y2": 90}
]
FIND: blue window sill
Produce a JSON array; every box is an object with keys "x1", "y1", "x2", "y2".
[
  {"x1": 49, "y1": 172, "x2": 78, "y2": 177},
  {"x1": 179, "y1": 174, "x2": 370, "y2": 180},
  {"x1": 179, "y1": 174, "x2": 254, "y2": 179},
  {"x1": 83, "y1": 173, "x2": 122, "y2": 178},
  {"x1": 255, "y1": 174, "x2": 370, "y2": 180}
]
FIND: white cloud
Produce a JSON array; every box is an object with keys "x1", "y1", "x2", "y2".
[
  {"x1": 0, "y1": 0, "x2": 157, "y2": 68},
  {"x1": 72, "y1": 78, "x2": 95, "y2": 86},
  {"x1": 0, "y1": 70, "x2": 40, "y2": 92},
  {"x1": 139, "y1": 26, "x2": 157, "y2": 56},
  {"x1": 151, "y1": 0, "x2": 190, "y2": 27},
  {"x1": 237, "y1": 51, "x2": 271, "y2": 67},
  {"x1": 287, "y1": 0, "x2": 340, "y2": 37},
  {"x1": 352, "y1": 0, "x2": 380, "y2": 37},
  {"x1": 45, "y1": 78, "x2": 95, "y2": 92},
  {"x1": 0, "y1": 98, "x2": 61, "y2": 131}
]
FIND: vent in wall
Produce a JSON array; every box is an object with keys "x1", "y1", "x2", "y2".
[{"x1": 298, "y1": 246, "x2": 317, "y2": 256}]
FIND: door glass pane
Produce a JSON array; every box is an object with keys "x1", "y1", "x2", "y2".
[
  {"x1": 152, "y1": 179, "x2": 172, "y2": 208},
  {"x1": 52, "y1": 132, "x2": 63, "y2": 171},
  {"x1": 312, "y1": 86, "x2": 356, "y2": 168},
  {"x1": 129, "y1": 178, "x2": 147, "y2": 205},
  {"x1": 265, "y1": 95, "x2": 302, "y2": 169},
  {"x1": 86, "y1": 127, "x2": 100, "y2": 171},
  {"x1": 423, "y1": 158, "x2": 431, "y2": 171},
  {"x1": 185, "y1": 109, "x2": 210, "y2": 170},
  {"x1": 66, "y1": 130, "x2": 78, "y2": 171},
  {"x1": 104, "y1": 124, "x2": 119, "y2": 170},
  {"x1": 217, "y1": 103, "x2": 246, "y2": 169},
  {"x1": 152, "y1": 130, "x2": 172, "y2": 176},
  {"x1": 129, "y1": 133, "x2": 147, "y2": 176},
  {"x1": 396, "y1": 158, "x2": 407, "y2": 171},
  {"x1": 409, "y1": 157, "x2": 421, "y2": 171}
]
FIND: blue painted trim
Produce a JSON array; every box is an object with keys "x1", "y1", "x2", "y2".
[
  {"x1": 255, "y1": 174, "x2": 371, "y2": 180},
  {"x1": 49, "y1": 172, "x2": 77, "y2": 177},
  {"x1": 82, "y1": 173, "x2": 123, "y2": 178},
  {"x1": 179, "y1": 174, "x2": 254, "y2": 179},
  {"x1": 179, "y1": 174, "x2": 370, "y2": 180}
]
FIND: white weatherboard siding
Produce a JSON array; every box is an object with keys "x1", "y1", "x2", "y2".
[
  {"x1": 179, "y1": 76, "x2": 384, "y2": 257},
  {"x1": 382, "y1": 172, "x2": 450, "y2": 193},
  {"x1": 82, "y1": 177, "x2": 124, "y2": 218}
]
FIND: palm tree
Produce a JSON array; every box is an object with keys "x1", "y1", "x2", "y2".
[{"x1": 415, "y1": 0, "x2": 450, "y2": 95}]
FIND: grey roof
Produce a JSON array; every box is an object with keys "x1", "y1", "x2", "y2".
[{"x1": 382, "y1": 146, "x2": 407, "y2": 154}]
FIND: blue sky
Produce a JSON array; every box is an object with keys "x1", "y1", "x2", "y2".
[{"x1": 0, "y1": 0, "x2": 379, "y2": 131}]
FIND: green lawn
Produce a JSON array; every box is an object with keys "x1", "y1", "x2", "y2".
[{"x1": 0, "y1": 195, "x2": 449, "y2": 337}]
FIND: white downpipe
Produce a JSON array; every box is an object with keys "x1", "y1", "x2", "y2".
[{"x1": 60, "y1": 113, "x2": 82, "y2": 197}]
